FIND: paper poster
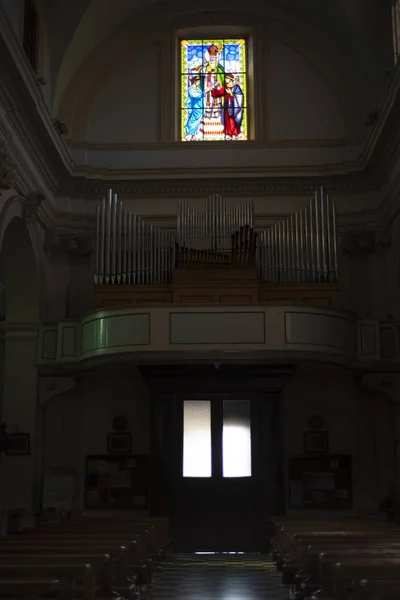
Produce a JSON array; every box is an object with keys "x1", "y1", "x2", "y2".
[
  {"x1": 42, "y1": 468, "x2": 76, "y2": 509},
  {"x1": 308, "y1": 472, "x2": 335, "y2": 491},
  {"x1": 108, "y1": 471, "x2": 131, "y2": 489}
]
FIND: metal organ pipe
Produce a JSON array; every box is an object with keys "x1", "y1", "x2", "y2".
[
  {"x1": 94, "y1": 188, "x2": 339, "y2": 287},
  {"x1": 257, "y1": 187, "x2": 339, "y2": 284}
]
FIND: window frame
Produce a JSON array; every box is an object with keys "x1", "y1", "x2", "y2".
[{"x1": 158, "y1": 25, "x2": 261, "y2": 143}]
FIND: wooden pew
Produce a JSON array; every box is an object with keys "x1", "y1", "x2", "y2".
[
  {"x1": 270, "y1": 518, "x2": 400, "y2": 600},
  {"x1": 0, "y1": 578, "x2": 63, "y2": 600},
  {"x1": 0, "y1": 517, "x2": 168, "y2": 599},
  {"x1": 0, "y1": 564, "x2": 95, "y2": 600}
]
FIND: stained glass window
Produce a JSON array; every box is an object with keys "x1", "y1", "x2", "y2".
[{"x1": 180, "y1": 39, "x2": 248, "y2": 141}]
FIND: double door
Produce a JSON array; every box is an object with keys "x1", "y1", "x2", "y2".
[{"x1": 157, "y1": 393, "x2": 283, "y2": 550}]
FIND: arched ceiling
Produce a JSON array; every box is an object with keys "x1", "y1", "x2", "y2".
[{"x1": 42, "y1": 0, "x2": 393, "y2": 113}]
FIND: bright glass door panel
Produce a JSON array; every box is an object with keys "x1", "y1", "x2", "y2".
[
  {"x1": 222, "y1": 399, "x2": 252, "y2": 477},
  {"x1": 183, "y1": 400, "x2": 212, "y2": 477}
]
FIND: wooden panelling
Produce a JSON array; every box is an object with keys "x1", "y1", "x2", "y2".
[
  {"x1": 93, "y1": 276, "x2": 339, "y2": 309},
  {"x1": 93, "y1": 285, "x2": 172, "y2": 309},
  {"x1": 260, "y1": 283, "x2": 339, "y2": 308}
]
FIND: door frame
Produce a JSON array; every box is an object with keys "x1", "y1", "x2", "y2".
[{"x1": 162, "y1": 391, "x2": 282, "y2": 519}]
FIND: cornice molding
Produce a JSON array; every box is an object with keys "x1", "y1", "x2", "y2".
[
  {"x1": 58, "y1": 174, "x2": 378, "y2": 198},
  {"x1": 69, "y1": 137, "x2": 363, "y2": 151}
]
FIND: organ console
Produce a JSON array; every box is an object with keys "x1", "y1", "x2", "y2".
[{"x1": 93, "y1": 188, "x2": 339, "y2": 307}]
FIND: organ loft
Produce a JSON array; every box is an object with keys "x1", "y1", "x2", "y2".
[{"x1": 0, "y1": 1, "x2": 400, "y2": 599}]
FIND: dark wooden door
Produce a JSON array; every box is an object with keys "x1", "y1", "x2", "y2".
[{"x1": 160, "y1": 393, "x2": 278, "y2": 551}]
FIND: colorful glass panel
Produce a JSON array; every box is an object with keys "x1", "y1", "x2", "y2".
[{"x1": 180, "y1": 39, "x2": 248, "y2": 141}]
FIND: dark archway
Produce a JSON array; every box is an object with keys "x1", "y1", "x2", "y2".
[
  {"x1": 0, "y1": 216, "x2": 40, "y2": 322},
  {"x1": 0, "y1": 214, "x2": 41, "y2": 522}
]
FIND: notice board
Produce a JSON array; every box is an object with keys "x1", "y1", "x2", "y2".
[
  {"x1": 288, "y1": 454, "x2": 352, "y2": 510},
  {"x1": 85, "y1": 455, "x2": 148, "y2": 509}
]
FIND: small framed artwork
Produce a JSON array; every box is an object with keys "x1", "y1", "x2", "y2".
[
  {"x1": 304, "y1": 431, "x2": 329, "y2": 454},
  {"x1": 107, "y1": 433, "x2": 132, "y2": 454},
  {"x1": 6, "y1": 433, "x2": 30, "y2": 456}
]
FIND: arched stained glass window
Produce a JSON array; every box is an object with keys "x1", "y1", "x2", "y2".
[{"x1": 180, "y1": 39, "x2": 248, "y2": 141}]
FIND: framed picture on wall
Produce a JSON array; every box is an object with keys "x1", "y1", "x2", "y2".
[
  {"x1": 5, "y1": 433, "x2": 30, "y2": 456},
  {"x1": 304, "y1": 431, "x2": 329, "y2": 454},
  {"x1": 107, "y1": 433, "x2": 132, "y2": 454}
]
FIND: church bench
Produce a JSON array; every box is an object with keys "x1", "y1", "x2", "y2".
[
  {"x1": 21, "y1": 522, "x2": 166, "y2": 556},
  {"x1": 0, "y1": 578, "x2": 63, "y2": 600},
  {"x1": 275, "y1": 529, "x2": 400, "y2": 564},
  {"x1": 306, "y1": 543, "x2": 400, "y2": 583},
  {"x1": 271, "y1": 519, "x2": 400, "y2": 591},
  {"x1": 0, "y1": 549, "x2": 150, "y2": 598},
  {"x1": 0, "y1": 554, "x2": 113, "y2": 590},
  {"x1": 0, "y1": 564, "x2": 96, "y2": 599},
  {"x1": 1, "y1": 535, "x2": 152, "y2": 571},
  {"x1": 0, "y1": 563, "x2": 95, "y2": 600},
  {"x1": 0, "y1": 518, "x2": 169, "y2": 596},
  {"x1": 0, "y1": 539, "x2": 154, "y2": 591},
  {"x1": 354, "y1": 578, "x2": 400, "y2": 600},
  {"x1": 284, "y1": 560, "x2": 400, "y2": 600},
  {"x1": 332, "y1": 561, "x2": 400, "y2": 600},
  {"x1": 45, "y1": 520, "x2": 170, "y2": 555}
]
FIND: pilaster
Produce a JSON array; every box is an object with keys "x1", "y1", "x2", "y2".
[{"x1": 0, "y1": 322, "x2": 40, "y2": 523}]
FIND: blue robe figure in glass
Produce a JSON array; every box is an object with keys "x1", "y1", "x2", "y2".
[{"x1": 185, "y1": 74, "x2": 210, "y2": 140}]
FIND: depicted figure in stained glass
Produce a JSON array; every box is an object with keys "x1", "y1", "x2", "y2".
[
  {"x1": 185, "y1": 74, "x2": 212, "y2": 140},
  {"x1": 198, "y1": 44, "x2": 225, "y2": 118},
  {"x1": 181, "y1": 39, "x2": 247, "y2": 141},
  {"x1": 211, "y1": 73, "x2": 244, "y2": 139}
]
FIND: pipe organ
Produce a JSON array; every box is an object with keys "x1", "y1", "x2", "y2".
[
  {"x1": 177, "y1": 194, "x2": 253, "y2": 252},
  {"x1": 258, "y1": 187, "x2": 338, "y2": 284},
  {"x1": 94, "y1": 187, "x2": 338, "y2": 286},
  {"x1": 95, "y1": 189, "x2": 176, "y2": 285}
]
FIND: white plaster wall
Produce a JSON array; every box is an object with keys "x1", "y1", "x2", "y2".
[
  {"x1": 43, "y1": 369, "x2": 151, "y2": 512},
  {"x1": 283, "y1": 364, "x2": 396, "y2": 514},
  {"x1": 86, "y1": 43, "x2": 160, "y2": 144},
  {"x1": 267, "y1": 41, "x2": 347, "y2": 140}
]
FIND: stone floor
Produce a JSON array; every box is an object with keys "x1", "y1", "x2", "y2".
[{"x1": 148, "y1": 553, "x2": 289, "y2": 599}]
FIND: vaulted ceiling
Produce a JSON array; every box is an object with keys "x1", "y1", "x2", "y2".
[{"x1": 35, "y1": 0, "x2": 393, "y2": 113}]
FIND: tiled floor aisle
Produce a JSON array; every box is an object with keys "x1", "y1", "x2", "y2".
[{"x1": 148, "y1": 553, "x2": 289, "y2": 600}]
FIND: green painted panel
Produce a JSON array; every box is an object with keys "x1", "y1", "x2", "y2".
[
  {"x1": 81, "y1": 320, "x2": 97, "y2": 354},
  {"x1": 81, "y1": 313, "x2": 150, "y2": 356}
]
